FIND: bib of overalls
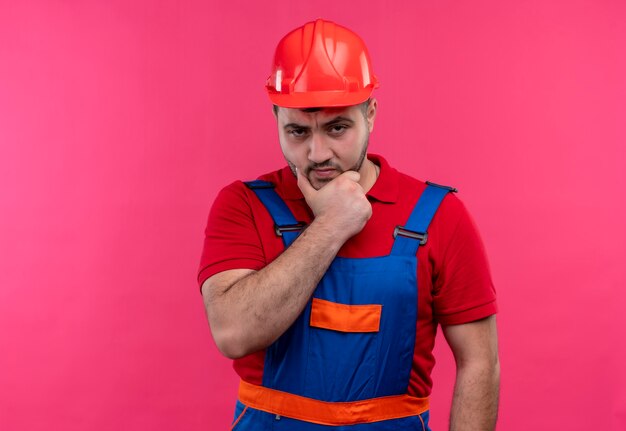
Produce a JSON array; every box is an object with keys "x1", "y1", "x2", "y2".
[{"x1": 233, "y1": 180, "x2": 453, "y2": 430}]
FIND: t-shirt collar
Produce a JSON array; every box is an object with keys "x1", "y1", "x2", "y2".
[{"x1": 278, "y1": 153, "x2": 399, "y2": 203}]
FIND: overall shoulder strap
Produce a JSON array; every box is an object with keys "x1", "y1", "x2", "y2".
[
  {"x1": 390, "y1": 181, "x2": 458, "y2": 256},
  {"x1": 244, "y1": 180, "x2": 305, "y2": 247}
]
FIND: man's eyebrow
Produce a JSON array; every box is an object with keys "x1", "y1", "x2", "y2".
[
  {"x1": 322, "y1": 116, "x2": 354, "y2": 127},
  {"x1": 283, "y1": 116, "x2": 354, "y2": 130},
  {"x1": 284, "y1": 123, "x2": 310, "y2": 130}
]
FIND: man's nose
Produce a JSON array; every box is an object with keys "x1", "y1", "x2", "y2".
[{"x1": 308, "y1": 133, "x2": 333, "y2": 163}]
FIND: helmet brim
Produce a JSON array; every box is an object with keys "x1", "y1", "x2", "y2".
[{"x1": 267, "y1": 87, "x2": 375, "y2": 109}]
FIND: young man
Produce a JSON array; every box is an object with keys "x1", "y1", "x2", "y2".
[{"x1": 199, "y1": 19, "x2": 499, "y2": 431}]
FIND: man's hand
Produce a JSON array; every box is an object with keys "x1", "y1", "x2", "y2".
[{"x1": 297, "y1": 169, "x2": 372, "y2": 241}]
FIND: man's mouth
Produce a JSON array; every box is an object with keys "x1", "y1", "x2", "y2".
[{"x1": 311, "y1": 168, "x2": 337, "y2": 179}]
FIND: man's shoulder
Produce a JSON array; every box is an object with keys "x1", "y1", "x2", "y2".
[
  {"x1": 218, "y1": 166, "x2": 288, "y2": 190},
  {"x1": 388, "y1": 162, "x2": 453, "y2": 196},
  {"x1": 395, "y1": 169, "x2": 427, "y2": 189},
  {"x1": 385, "y1": 161, "x2": 468, "y2": 226},
  {"x1": 214, "y1": 166, "x2": 293, "y2": 206}
]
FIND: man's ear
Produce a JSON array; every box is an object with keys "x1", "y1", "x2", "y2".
[{"x1": 367, "y1": 98, "x2": 378, "y2": 133}]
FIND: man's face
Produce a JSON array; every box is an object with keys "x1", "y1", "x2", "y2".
[{"x1": 275, "y1": 99, "x2": 377, "y2": 190}]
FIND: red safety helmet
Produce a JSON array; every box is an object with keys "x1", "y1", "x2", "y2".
[{"x1": 266, "y1": 19, "x2": 379, "y2": 108}]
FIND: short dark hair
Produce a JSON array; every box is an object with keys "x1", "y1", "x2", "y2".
[{"x1": 273, "y1": 98, "x2": 371, "y2": 117}]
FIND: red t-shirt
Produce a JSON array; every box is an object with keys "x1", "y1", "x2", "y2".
[{"x1": 198, "y1": 154, "x2": 497, "y2": 397}]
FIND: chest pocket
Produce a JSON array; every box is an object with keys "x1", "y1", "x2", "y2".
[{"x1": 309, "y1": 298, "x2": 382, "y2": 333}]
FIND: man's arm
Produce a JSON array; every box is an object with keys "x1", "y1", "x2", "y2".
[
  {"x1": 202, "y1": 170, "x2": 371, "y2": 359},
  {"x1": 442, "y1": 315, "x2": 500, "y2": 431}
]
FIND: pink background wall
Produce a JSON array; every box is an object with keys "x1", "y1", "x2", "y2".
[{"x1": 1, "y1": 1, "x2": 625, "y2": 429}]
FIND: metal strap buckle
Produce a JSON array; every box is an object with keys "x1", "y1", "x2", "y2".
[
  {"x1": 393, "y1": 226, "x2": 428, "y2": 245},
  {"x1": 274, "y1": 222, "x2": 307, "y2": 237}
]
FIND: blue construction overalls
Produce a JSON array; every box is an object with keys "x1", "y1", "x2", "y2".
[{"x1": 230, "y1": 180, "x2": 455, "y2": 431}]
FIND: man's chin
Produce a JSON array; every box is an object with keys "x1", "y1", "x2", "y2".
[{"x1": 310, "y1": 177, "x2": 333, "y2": 190}]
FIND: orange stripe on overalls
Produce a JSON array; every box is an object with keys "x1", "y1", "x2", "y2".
[{"x1": 238, "y1": 380, "x2": 429, "y2": 426}]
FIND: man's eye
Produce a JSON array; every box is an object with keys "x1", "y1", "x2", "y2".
[
  {"x1": 289, "y1": 129, "x2": 308, "y2": 138},
  {"x1": 328, "y1": 125, "x2": 347, "y2": 135}
]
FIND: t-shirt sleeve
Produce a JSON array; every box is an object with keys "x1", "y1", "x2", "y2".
[
  {"x1": 197, "y1": 181, "x2": 266, "y2": 290},
  {"x1": 431, "y1": 194, "x2": 497, "y2": 325}
]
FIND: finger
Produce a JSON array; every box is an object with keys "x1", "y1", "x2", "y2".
[
  {"x1": 340, "y1": 170, "x2": 361, "y2": 183},
  {"x1": 296, "y1": 168, "x2": 316, "y2": 198}
]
